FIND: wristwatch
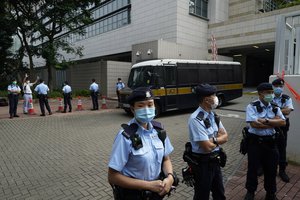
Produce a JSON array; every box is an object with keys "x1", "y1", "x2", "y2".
[
  {"x1": 167, "y1": 173, "x2": 175, "y2": 182},
  {"x1": 213, "y1": 137, "x2": 218, "y2": 145}
]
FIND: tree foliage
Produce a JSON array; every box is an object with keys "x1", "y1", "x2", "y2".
[{"x1": 7, "y1": 0, "x2": 100, "y2": 89}]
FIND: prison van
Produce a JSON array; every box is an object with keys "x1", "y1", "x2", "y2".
[{"x1": 119, "y1": 59, "x2": 243, "y2": 115}]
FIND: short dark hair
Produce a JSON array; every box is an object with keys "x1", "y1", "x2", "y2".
[
  {"x1": 39, "y1": 79, "x2": 44, "y2": 83},
  {"x1": 118, "y1": 78, "x2": 121, "y2": 81},
  {"x1": 92, "y1": 78, "x2": 95, "y2": 82},
  {"x1": 64, "y1": 81, "x2": 68, "y2": 85}
]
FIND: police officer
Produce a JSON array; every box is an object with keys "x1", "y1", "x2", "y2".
[
  {"x1": 244, "y1": 82, "x2": 286, "y2": 200},
  {"x1": 7, "y1": 78, "x2": 21, "y2": 119},
  {"x1": 188, "y1": 83, "x2": 228, "y2": 200},
  {"x1": 108, "y1": 87, "x2": 175, "y2": 200},
  {"x1": 271, "y1": 78, "x2": 294, "y2": 182},
  {"x1": 89, "y1": 78, "x2": 99, "y2": 110},
  {"x1": 116, "y1": 78, "x2": 125, "y2": 108},
  {"x1": 34, "y1": 79, "x2": 52, "y2": 116},
  {"x1": 62, "y1": 81, "x2": 72, "y2": 113}
]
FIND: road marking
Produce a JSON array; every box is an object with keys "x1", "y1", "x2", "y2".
[{"x1": 218, "y1": 113, "x2": 244, "y2": 120}]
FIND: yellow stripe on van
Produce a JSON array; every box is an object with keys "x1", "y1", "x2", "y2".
[{"x1": 152, "y1": 83, "x2": 242, "y2": 97}]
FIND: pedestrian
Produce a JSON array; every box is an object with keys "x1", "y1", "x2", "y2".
[
  {"x1": 62, "y1": 81, "x2": 72, "y2": 113},
  {"x1": 271, "y1": 78, "x2": 294, "y2": 183},
  {"x1": 22, "y1": 73, "x2": 39, "y2": 114},
  {"x1": 89, "y1": 78, "x2": 99, "y2": 110},
  {"x1": 244, "y1": 82, "x2": 286, "y2": 200},
  {"x1": 34, "y1": 79, "x2": 52, "y2": 116},
  {"x1": 187, "y1": 83, "x2": 228, "y2": 200},
  {"x1": 108, "y1": 87, "x2": 176, "y2": 200},
  {"x1": 7, "y1": 78, "x2": 21, "y2": 119},
  {"x1": 116, "y1": 77, "x2": 125, "y2": 108}
]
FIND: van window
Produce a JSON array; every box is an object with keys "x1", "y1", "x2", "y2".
[
  {"x1": 165, "y1": 66, "x2": 176, "y2": 85},
  {"x1": 127, "y1": 66, "x2": 154, "y2": 88}
]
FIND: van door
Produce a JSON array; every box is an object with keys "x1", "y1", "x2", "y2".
[{"x1": 164, "y1": 65, "x2": 178, "y2": 110}]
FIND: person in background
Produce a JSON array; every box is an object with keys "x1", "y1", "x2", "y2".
[
  {"x1": 271, "y1": 78, "x2": 294, "y2": 183},
  {"x1": 22, "y1": 73, "x2": 39, "y2": 114},
  {"x1": 89, "y1": 78, "x2": 99, "y2": 110},
  {"x1": 62, "y1": 81, "x2": 72, "y2": 113},
  {"x1": 7, "y1": 78, "x2": 21, "y2": 119},
  {"x1": 34, "y1": 79, "x2": 52, "y2": 116},
  {"x1": 116, "y1": 78, "x2": 125, "y2": 108}
]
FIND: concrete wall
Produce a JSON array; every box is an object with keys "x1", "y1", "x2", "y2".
[
  {"x1": 209, "y1": 4, "x2": 300, "y2": 49},
  {"x1": 270, "y1": 75, "x2": 300, "y2": 164},
  {"x1": 106, "y1": 61, "x2": 131, "y2": 97}
]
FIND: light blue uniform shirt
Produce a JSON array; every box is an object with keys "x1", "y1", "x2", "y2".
[
  {"x1": 108, "y1": 118, "x2": 174, "y2": 181},
  {"x1": 7, "y1": 84, "x2": 21, "y2": 94},
  {"x1": 188, "y1": 107, "x2": 225, "y2": 154},
  {"x1": 62, "y1": 85, "x2": 72, "y2": 94},
  {"x1": 34, "y1": 83, "x2": 49, "y2": 95},
  {"x1": 272, "y1": 95, "x2": 294, "y2": 112},
  {"x1": 246, "y1": 99, "x2": 285, "y2": 136},
  {"x1": 116, "y1": 82, "x2": 125, "y2": 90},
  {"x1": 89, "y1": 82, "x2": 99, "y2": 92}
]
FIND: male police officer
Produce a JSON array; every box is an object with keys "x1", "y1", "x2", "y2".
[
  {"x1": 244, "y1": 82, "x2": 286, "y2": 200},
  {"x1": 272, "y1": 78, "x2": 294, "y2": 182},
  {"x1": 62, "y1": 81, "x2": 72, "y2": 113},
  {"x1": 188, "y1": 83, "x2": 228, "y2": 200},
  {"x1": 7, "y1": 78, "x2": 21, "y2": 119},
  {"x1": 34, "y1": 79, "x2": 52, "y2": 116},
  {"x1": 89, "y1": 78, "x2": 99, "y2": 110},
  {"x1": 108, "y1": 87, "x2": 175, "y2": 200}
]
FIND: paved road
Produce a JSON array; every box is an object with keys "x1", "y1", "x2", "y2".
[{"x1": 0, "y1": 96, "x2": 253, "y2": 200}]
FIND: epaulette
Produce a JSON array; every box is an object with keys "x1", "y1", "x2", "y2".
[
  {"x1": 121, "y1": 123, "x2": 139, "y2": 139},
  {"x1": 151, "y1": 120, "x2": 164, "y2": 130},
  {"x1": 196, "y1": 111, "x2": 211, "y2": 129},
  {"x1": 213, "y1": 112, "x2": 220, "y2": 129},
  {"x1": 251, "y1": 101, "x2": 263, "y2": 113},
  {"x1": 281, "y1": 94, "x2": 290, "y2": 104}
]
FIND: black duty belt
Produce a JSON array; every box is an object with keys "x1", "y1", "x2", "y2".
[
  {"x1": 191, "y1": 151, "x2": 220, "y2": 163},
  {"x1": 248, "y1": 133, "x2": 276, "y2": 143}
]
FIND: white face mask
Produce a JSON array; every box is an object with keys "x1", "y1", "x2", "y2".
[{"x1": 211, "y1": 96, "x2": 219, "y2": 109}]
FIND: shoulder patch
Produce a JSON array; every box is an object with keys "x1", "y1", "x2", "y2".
[
  {"x1": 196, "y1": 111, "x2": 204, "y2": 121},
  {"x1": 282, "y1": 94, "x2": 290, "y2": 99}
]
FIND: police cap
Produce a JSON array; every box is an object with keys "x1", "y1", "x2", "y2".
[
  {"x1": 257, "y1": 82, "x2": 273, "y2": 91},
  {"x1": 272, "y1": 78, "x2": 284, "y2": 86},
  {"x1": 127, "y1": 87, "x2": 154, "y2": 105},
  {"x1": 194, "y1": 84, "x2": 217, "y2": 97}
]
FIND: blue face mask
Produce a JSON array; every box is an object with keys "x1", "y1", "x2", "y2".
[
  {"x1": 263, "y1": 94, "x2": 274, "y2": 103},
  {"x1": 273, "y1": 87, "x2": 283, "y2": 95},
  {"x1": 134, "y1": 107, "x2": 155, "y2": 123}
]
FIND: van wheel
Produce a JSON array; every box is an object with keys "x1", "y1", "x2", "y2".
[{"x1": 217, "y1": 95, "x2": 225, "y2": 107}]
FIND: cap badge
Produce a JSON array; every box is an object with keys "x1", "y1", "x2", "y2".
[{"x1": 146, "y1": 91, "x2": 151, "y2": 98}]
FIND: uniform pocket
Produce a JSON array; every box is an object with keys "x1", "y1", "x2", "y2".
[{"x1": 132, "y1": 146, "x2": 149, "y2": 156}]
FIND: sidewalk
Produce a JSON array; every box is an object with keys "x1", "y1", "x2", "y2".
[
  {"x1": 0, "y1": 96, "x2": 119, "y2": 120},
  {"x1": 225, "y1": 157, "x2": 300, "y2": 200}
]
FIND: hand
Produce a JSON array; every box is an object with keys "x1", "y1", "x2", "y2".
[
  {"x1": 257, "y1": 118, "x2": 266, "y2": 123},
  {"x1": 159, "y1": 176, "x2": 173, "y2": 196},
  {"x1": 25, "y1": 73, "x2": 28, "y2": 78},
  {"x1": 147, "y1": 180, "x2": 164, "y2": 194},
  {"x1": 37, "y1": 76, "x2": 39, "y2": 80}
]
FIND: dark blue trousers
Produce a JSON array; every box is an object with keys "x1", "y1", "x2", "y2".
[
  {"x1": 8, "y1": 94, "x2": 19, "y2": 117},
  {"x1": 246, "y1": 141, "x2": 278, "y2": 194},
  {"x1": 192, "y1": 162, "x2": 225, "y2": 200}
]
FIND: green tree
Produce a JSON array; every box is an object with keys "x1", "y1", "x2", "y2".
[{"x1": 7, "y1": 0, "x2": 100, "y2": 90}]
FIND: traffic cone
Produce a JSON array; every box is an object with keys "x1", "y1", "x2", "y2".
[
  {"x1": 28, "y1": 98, "x2": 36, "y2": 115},
  {"x1": 76, "y1": 96, "x2": 83, "y2": 111},
  {"x1": 57, "y1": 97, "x2": 64, "y2": 112},
  {"x1": 101, "y1": 96, "x2": 108, "y2": 109}
]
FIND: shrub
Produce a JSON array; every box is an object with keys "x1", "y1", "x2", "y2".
[
  {"x1": 72, "y1": 89, "x2": 90, "y2": 97},
  {"x1": 0, "y1": 90, "x2": 8, "y2": 97}
]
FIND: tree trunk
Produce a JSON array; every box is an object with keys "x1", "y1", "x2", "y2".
[{"x1": 47, "y1": 61, "x2": 53, "y2": 91}]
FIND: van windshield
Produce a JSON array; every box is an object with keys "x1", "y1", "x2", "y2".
[{"x1": 127, "y1": 66, "x2": 154, "y2": 88}]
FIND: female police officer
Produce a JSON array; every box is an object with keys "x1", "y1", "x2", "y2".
[
  {"x1": 188, "y1": 83, "x2": 228, "y2": 200},
  {"x1": 108, "y1": 87, "x2": 175, "y2": 200}
]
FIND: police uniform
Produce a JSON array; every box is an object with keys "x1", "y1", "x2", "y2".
[
  {"x1": 34, "y1": 80, "x2": 52, "y2": 116},
  {"x1": 116, "y1": 78, "x2": 125, "y2": 104},
  {"x1": 272, "y1": 78, "x2": 294, "y2": 182},
  {"x1": 62, "y1": 82, "x2": 72, "y2": 113},
  {"x1": 245, "y1": 83, "x2": 285, "y2": 200},
  {"x1": 89, "y1": 80, "x2": 99, "y2": 110},
  {"x1": 188, "y1": 84, "x2": 226, "y2": 200},
  {"x1": 108, "y1": 87, "x2": 174, "y2": 200},
  {"x1": 7, "y1": 82, "x2": 21, "y2": 118}
]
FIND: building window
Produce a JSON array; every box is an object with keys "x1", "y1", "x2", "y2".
[{"x1": 189, "y1": 0, "x2": 208, "y2": 18}]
